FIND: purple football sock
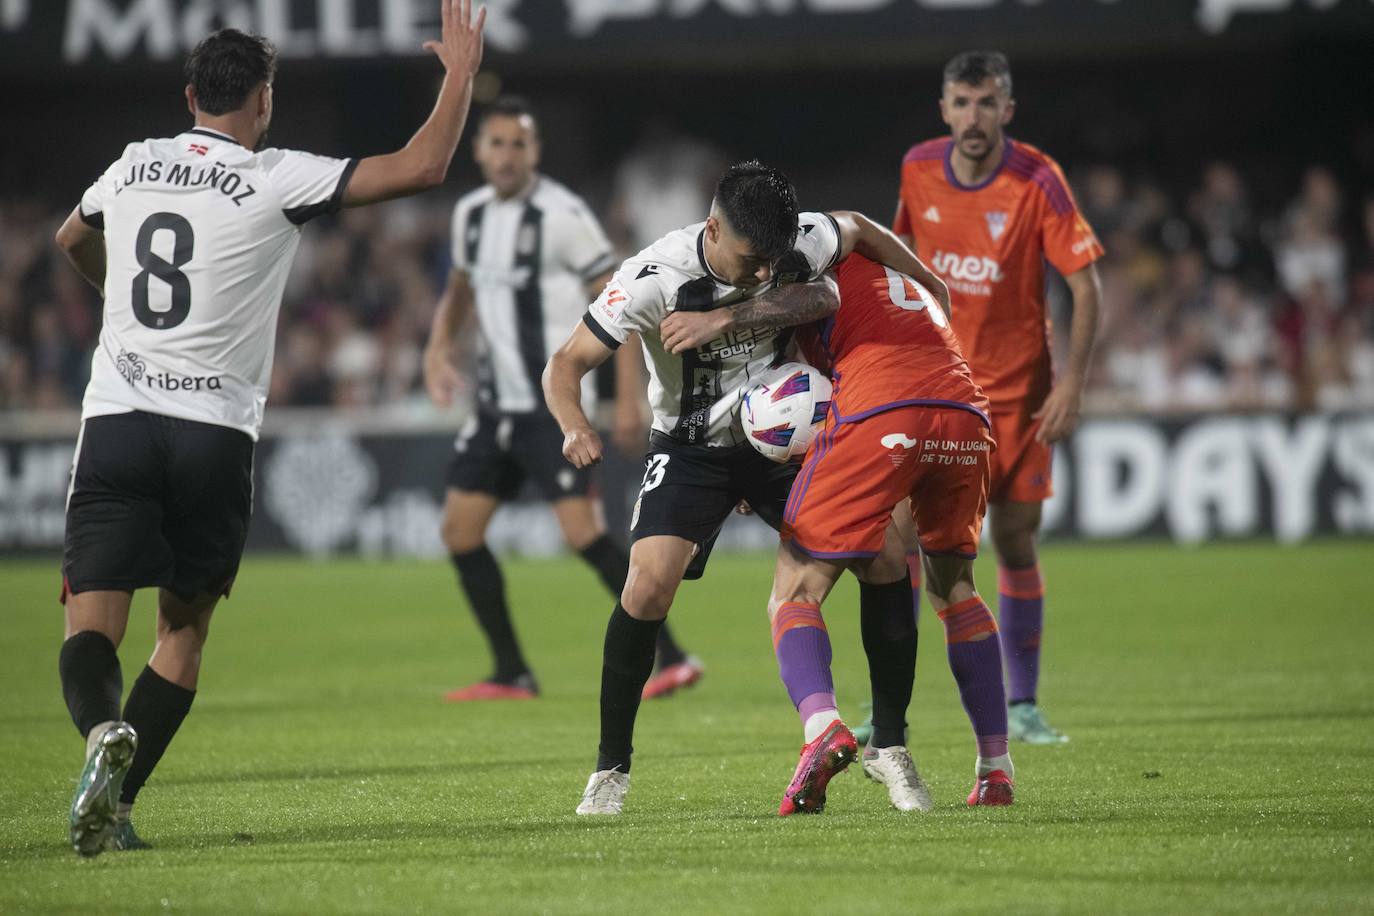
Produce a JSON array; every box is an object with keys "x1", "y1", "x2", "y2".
[
  {"x1": 998, "y1": 564, "x2": 1045, "y2": 705},
  {"x1": 772, "y1": 602, "x2": 836, "y2": 726},
  {"x1": 939, "y1": 597, "x2": 1009, "y2": 759}
]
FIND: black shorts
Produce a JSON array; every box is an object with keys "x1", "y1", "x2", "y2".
[
  {"x1": 63, "y1": 411, "x2": 255, "y2": 603},
  {"x1": 445, "y1": 408, "x2": 593, "y2": 502},
  {"x1": 631, "y1": 431, "x2": 799, "y2": 580}
]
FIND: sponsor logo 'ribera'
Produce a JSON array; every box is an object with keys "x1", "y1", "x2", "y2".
[{"x1": 117, "y1": 349, "x2": 222, "y2": 391}]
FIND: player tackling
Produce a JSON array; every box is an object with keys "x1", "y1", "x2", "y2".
[
  {"x1": 663, "y1": 253, "x2": 1015, "y2": 810},
  {"x1": 52, "y1": 0, "x2": 485, "y2": 856},
  {"x1": 544, "y1": 161, "x2": 946, "y2": 815}
]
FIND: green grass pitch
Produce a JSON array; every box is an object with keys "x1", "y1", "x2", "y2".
[{"x1": 2, "y1": 542, "x2": 1372, "y2": 914}]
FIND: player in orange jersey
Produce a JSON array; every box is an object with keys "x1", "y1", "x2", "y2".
[
  {"x1": 660, "y1": 252, "x2": 1015, "y2": 812},
  {"x1": 883, "y1": 50, "x2": 1104, "y2": 745},
  {"x1": 781, "y1": 253, "x2": 1015, "y2": 809}
]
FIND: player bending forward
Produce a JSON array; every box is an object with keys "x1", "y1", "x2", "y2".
[
  {"x1": 664, "y1": 253, "x2": 1016, "y2": 811},
  {"x1": 52, "y1": 1, "x2": 484, "y2": 856},
  {"x1": 544, "y1": 161, "x2": 945, "y2": 815}
]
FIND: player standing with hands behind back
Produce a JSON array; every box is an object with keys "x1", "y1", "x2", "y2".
[
  {"x1": 52, "y1": 0, "x2": 484, "y2": 857},
  {"x1": 875, "y1": 50, "x2": 1103, "y2": 745}
]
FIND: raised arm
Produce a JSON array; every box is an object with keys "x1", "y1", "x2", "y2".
[
  {"x1": 543, "y1": 322, "x2": 618, "y2": 468},
  {"x1": 831, "y1": 210, "x2": 949, "y2": 315},
  {"x1": 55, "y1": 209, "x2": 106, "y2": 293},
  {"x1": 423, "y1": 267, "x2": 475, "y2": 407},
  {"x1": 659, "y1": 276, "x2": 839, "y2": 356},
  {"x1": 342, "y1": 0, "x2": 486, "y2": 206}
]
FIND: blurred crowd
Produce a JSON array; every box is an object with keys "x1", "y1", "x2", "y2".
[
  {"x1": 1, "y1": 148, "x2": 1372, "y2": 416},
  {"x1": 1073, "y1": 162, "x2": 1374, "y2": 412}
]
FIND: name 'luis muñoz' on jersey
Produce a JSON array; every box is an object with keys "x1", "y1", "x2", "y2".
[
  {"x1": 77, "y1": 126, "x2": 357, "y2": 439},
  {"x1": 582, "y1": 212, "x2": 842, "y2": 447}
]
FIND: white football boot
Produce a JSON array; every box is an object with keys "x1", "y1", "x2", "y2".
[
  {"x1": 576, "y1": 769, "x2": 630, "y2": 816},
  {"x1": 861, "y1": 744, "x2": 934, "y2": 813}
]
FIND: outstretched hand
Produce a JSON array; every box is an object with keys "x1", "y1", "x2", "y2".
[{"x1": 423, "y1": 0, "x2": 486, "y2": 77}]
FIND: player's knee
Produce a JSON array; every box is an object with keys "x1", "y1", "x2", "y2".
[
  {"x1": 860, "y1": 549, "x2": 908, "y2": 586},
  {"x1": 922, "y1": 556, "x2": 976, "y2": 605},
  {"x1": 767, "y1": 586, "x2": 823, "y2": 620},
  {"x1": 620, "y1": 566, "x2": 675, "y2": 621},
  {"x1": 989, "y1": 519, "x2": 1036, "y2": 566},
  {"x1": 993, "y1": 533, "x2": 1037, "y2": 568},
  {"x1": 441, "y1": 516, "x2": 483, "y2": 554}
]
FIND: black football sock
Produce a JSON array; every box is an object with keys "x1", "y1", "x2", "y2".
[
  {"x1": 578, "y1": 534, "x2": 687, "y2": 668},
  {"x1": 451, "y1": 546, "x2": 530, "y2": 683},
  {"x1": 860, "y1": 576, "x2": 919, "y2": 749},
  {"x1": 653, "y1": 623, "x2": 688, "y2": 669},
  {"x1": 119, "y1": 666, "x2": 195, "y2": 805},
  {"x1": 578, "y1": 534, "x2": 629, "y2": 595},
  {"x1": 59, "y1": 631, "x2": 124, "y2": 738},
  {"x1": 595, "y1": 603, "x2": 662, "y2": 774}
]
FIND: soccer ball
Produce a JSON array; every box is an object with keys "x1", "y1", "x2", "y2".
[{"x1": 739, "y1": 362, "x2": 833, "y2": 462}]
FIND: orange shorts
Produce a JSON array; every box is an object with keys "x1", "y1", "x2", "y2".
[
  {"x1": 988, "y1": 410, "x2": 1053, "y2": 504},
  {"x1": 781, "y1": 405, "x2": 993, "y2": 560}
]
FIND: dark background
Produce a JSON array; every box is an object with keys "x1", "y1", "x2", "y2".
[{"x1": 3, "y1": 2, "x2": 1371, "y2": 221}]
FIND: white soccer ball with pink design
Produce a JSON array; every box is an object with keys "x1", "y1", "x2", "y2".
[{"x1": 739, "y1": 362, "x2": 833, "y2": 463}]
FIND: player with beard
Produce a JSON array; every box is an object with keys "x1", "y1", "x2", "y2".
[
  {"x1": 851, "y1": 50, "x2": 1104, "y2": 747},
  {"x1": 424, "y1": 97, "x2": 701, "y2": 702},
  {"x1": 52, "y1": 1, "x2": 484, "y2": 856}
]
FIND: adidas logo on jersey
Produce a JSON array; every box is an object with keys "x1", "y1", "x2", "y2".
[{"x1": 922, "y1": 206, "x2": 940, "y2": 223}]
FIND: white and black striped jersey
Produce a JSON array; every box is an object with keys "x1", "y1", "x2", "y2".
[
  {"x1": 451, "y1": 176, "x2": 616, "y2": 414},
  {"x1": 77, "y1": 127, "x2": 356, "y2": 440},
  {"x1": 583, "y1": 213, "x2": 843, "y2": 447}
]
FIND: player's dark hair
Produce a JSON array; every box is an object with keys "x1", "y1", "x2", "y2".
[
  {"x1": 943, "y1": 50, "x2": 1013, "y2": 94},
  {"x1": 713, "y1": 160, "x2": 799, "y2": 261},
  {"x1": 478, "y1": 96, "x2": 539, "y2": 136},
  {"x1": 185, "y1": 29, "x2": 277, "y2": 116}
]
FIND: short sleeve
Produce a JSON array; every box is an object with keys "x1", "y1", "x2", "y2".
[
  {"x1": 1036, "y1": 160, "x2": 1104, "y2": 276},
  {"x1": 555, "y1": 200, "x2": 617, "y2": 282},
  {"x1": 790, "y1": 211, "x2": 844, "y2": 280},
  {"x1": 260, "y1": 149, "x2": 358, "y2": 225},
  {"x1": 893, "y1": 197, "x2": 912, "y2": 238},
  {"x1": 78, "y1": 149, "x2": 131, "y2": 230},
  {"x1": 450, "y1": 197, "x2": 474, "y2": 272},
  {"x1": 582, "y1": 262, "x2": 667, "y2": 350}
]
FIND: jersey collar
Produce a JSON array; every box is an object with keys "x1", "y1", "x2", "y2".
[
  {"x1": 696, "y1": 229, "x2": 731, "y2": 286},
  {"x1": 490, "y1": 174, "x2": 542, "y2": 204},
  {"x1": 186, "y1": 126, "x2": 239, "y2": 144},
  {"x1": 943, "y1": 136, "x2": 1013, "y2": 192}
]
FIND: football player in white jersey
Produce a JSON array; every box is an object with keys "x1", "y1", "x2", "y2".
[
  {"x1": 51, "y1": 0, "x2": 485, "y2": 857},
  {"x1": 423, "y1": 97, "x2": 702, "y2": 703},
  {"x1": 543, "y1": 161, "x2": 949, "y2": 815}
]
